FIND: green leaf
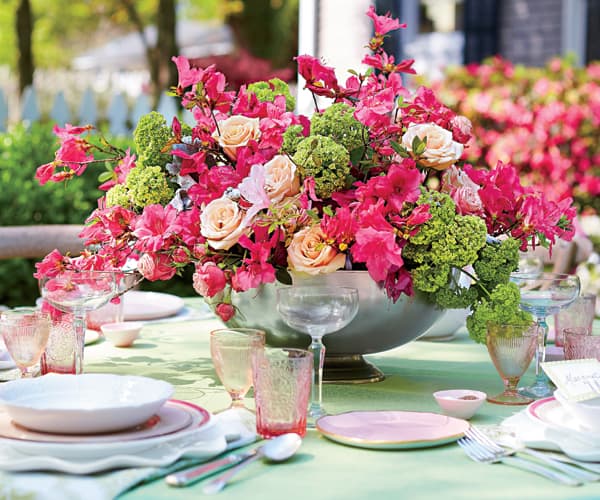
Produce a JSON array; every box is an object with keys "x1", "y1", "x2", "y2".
[
  {"x1": 349, "y1": 146, "x2": 365, "y2": 165},
  {"x1": 98, "y1": 171, "x2": 113, "y2": 183},
  {"x1": 322, "y1": 205, "x2": 334, "y2": 216},
  {"x1": 390, "y1": 141, "x2": 404, "y2": 155},
  {"x1": 276, "y1": 268, "x2": 293, "y2": 285}
]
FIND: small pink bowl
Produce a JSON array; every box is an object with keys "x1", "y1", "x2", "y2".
[
  {"x1": 100, "y1": 322, "x2": 143, "y2": 347},
  {"x1": 433, "y1": 389, "x2": 486, "y2": 419}
]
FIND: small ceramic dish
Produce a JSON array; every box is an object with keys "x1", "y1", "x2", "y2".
[
  {"x1": 101, "y1": 321, "x2": 143, "y2": 347},
  {"x1": 433, "y1": 389, "x2": 486, "y2": 419}
]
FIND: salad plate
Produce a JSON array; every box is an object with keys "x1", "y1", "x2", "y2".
[
  {"x1": 0, "y1": 399, "x2": 212, "y2": 460},
  {"x1": 316, "y1": 410, "x2": 469, "y2": 449}
]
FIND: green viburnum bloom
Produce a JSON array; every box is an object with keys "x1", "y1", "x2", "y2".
[
  {"x1": 310, "y1": 102, "x2": 367, "y2": 153},
  {"x1": 133, "y1": 111, "x2": 173, "y2": 168},
  {"x1": 126, "y1": 165, "x2": 174, "y2": 209},
  {"x1": 247, "y1": 78, "x2": 296, "y2": 112},
  {"x1": 105, "y1": 184, "x2": 132, "y2": 208},
  {"x1": 281, "y1": 124, "x2": 305, "y2": 156},
  {"x1": 292, "y1": 135, "x2": 351, "y2": 199}
]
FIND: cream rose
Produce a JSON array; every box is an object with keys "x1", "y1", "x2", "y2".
[
  {"x1": 401, "y1": 123, "x2": 464, "y2": 171},
  {"x1": 287, "y1": 226, "x2": 346, "y2": 275},
  {"x1": 263, "y1": 155, "x2": 300, "y2": 203},
  {"x1": 212, "y1": 115, "x2": 260, "y2": 160},
  {"x1": 200, "y1": 197, "x2": 247, "y2": 250}
]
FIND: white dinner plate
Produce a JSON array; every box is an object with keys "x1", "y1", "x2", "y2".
[
  {"x1": 0, "y1": 348, "x2": 15, "y2": 370},
  {"x1": 122, "y1": 291, "x2": 185, "y2": 321},
  {"x1": 316, "y1": 410, "x2": 469, "y2": 449},
  {"x1": 526, "y1": 397, "x2": 600, "y2": 440},
  {"x1": 0, "y1": 399, "x2": 212, "y2": 460}
]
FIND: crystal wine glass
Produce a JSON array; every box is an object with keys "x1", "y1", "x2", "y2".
[
  {"x1": 0, "y1": 308, "x2": 51, "y2": 378},
  {"x1": 277, "y1": 286, "x2": 359, "y2": 421},
  {"x1": 39, "y1": 270, "x2": 117, "y2": 374},
  {"x1": 210, "y1": 328, "x2": 266, "y2": 412},
  {"x1": 510, "y1": 272, "x2": 580, "y2": 399},
  {"x1": 486, "y1": 322, "x2": 538, "y2": 405}
]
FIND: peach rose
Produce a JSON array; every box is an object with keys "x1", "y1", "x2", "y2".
[
  {"x1": 287, "y1": 226, "x2": 346, "y2": 275},
  {"x1": 442, "y1": 165, "x2": 483, "y2": 215},
  {"x1": 401, "y1": 123, "x2": 464, "y2": 171},
  {"x1": 212, "y1": 115, "x2": 260, "y2": 160},
  {"x1": 200, "y1": 197, "x2": 247, "y2": 250},
  {"x1": 263, "y1": 155, "x2": 300, "y2": 203}
]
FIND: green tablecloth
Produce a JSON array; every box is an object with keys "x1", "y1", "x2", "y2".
[{"x1": 73, "y1": 300, "x2": 600, "y2": 499}]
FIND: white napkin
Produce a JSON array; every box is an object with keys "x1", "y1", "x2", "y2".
[
  {"x1": 485, "y1": 408, "x2": 600, "y2": 462},
  {"x1": 0, "y1": 408, "x2": 256, "y2": 500}
]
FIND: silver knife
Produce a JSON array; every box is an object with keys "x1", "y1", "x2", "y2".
[{"x1": 165, "y1": 448, "x2": 257, "y2": 487}]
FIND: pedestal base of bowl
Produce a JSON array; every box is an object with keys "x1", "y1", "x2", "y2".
[{"x1": 323, "y1": 355, "x2": 385, "y2": 384}]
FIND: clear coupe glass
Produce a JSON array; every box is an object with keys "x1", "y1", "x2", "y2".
[
  {"x1": 39, "y1": 270, "x2": 117, "y2": 374},
  {"x1": 277, "y1": 286, "x2": 359, "y2": 421},
  {"x1": 510, "y1": 272, "x2": 580, "y2": 399}
]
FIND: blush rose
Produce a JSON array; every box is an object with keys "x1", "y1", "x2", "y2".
[
  {"x1": 213, "y1": 115, "x2": 260, "y2": 160},
  {"x1": 287, "y1": 225, "x2": 347, "y2": 275}
]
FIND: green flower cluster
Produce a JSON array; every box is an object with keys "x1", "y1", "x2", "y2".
[
  {"x1": 133, "y1": 111, "x2": 173, "y2": 168},
  {"x1": 466, "y1": 282, "x2": 532, "y2": 344},
  {"x1": 473, "y1": 238, "x2": 520, "y2": 291},
  {"x1": 405, "y1": 191, "x2": 487, "y2": 294},
  {"x1": 126, "y1": 165, "x2": 174, "y2": 209},
  {"x1": 281, "y1": 124, "x2": 305, "y2": 156},
  {"x1": 310, "y1": 103, "x2": 367, "y2": 154},
  {"x1": 247, "y1": 78, "x2": 296, "y2": 112},
  {"x1": 292, "y1": 135, "x2": 351, "y2": 198}
]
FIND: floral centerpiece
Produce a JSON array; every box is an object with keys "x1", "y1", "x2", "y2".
[{"x1": 34, "y1": 7, "x2": 576, "y2": 344}]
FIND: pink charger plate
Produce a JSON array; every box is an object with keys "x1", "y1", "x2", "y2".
[{"x1": 316, "y1": 410, "x2": 469, "y2": 449}]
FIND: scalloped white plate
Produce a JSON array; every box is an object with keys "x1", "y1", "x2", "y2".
[{"x1": 122, "y1": 291, "x2": 185, "y2": 321}]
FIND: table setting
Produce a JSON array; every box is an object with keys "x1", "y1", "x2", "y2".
[{"x1": 5, "y1": 5, "x2": 600, "y2": 500}]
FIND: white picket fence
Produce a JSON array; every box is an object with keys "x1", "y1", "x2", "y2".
[{"x1": 0, "y1": 86, "x2": 195, "y2": 135}]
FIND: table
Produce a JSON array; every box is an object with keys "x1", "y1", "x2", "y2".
[{"x1": 80, "y1": 299, "x2": 600, "y2": 500}]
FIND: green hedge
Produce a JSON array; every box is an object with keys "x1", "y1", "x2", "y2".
[{"x1": 0, "y1": 123, "x2": 194, "y2": 307}]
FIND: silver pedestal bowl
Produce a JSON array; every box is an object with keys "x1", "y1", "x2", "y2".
[{"x1": 212, "y1": 271, "x2": 444, "y2": 383}]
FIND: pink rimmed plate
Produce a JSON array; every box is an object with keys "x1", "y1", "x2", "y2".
[
  {"x1": 0, "y1": 399, "x2": 192, "y2": 444},
  {"x1": 316, "y1": 410, "x2": 469, "y2": 449},
  {"x1": 527, "y1": 397, "x2": 600, "y2": 439},
  {"x1": 0, "y1": 399, "x2": 212, "y2": 460}
]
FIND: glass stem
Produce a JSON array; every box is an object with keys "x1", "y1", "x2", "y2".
[
  {"x1": 73, "y1": 310, "x2": 87, "y2": 375},
  {"x1": 534, "y1": 316, "x2": 548, "y2": 381},
  {"x1": 309, "y1": 335, "x2": 325, "y2": 416}
]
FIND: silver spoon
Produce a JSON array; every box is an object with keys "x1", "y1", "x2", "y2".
[{"x1": 202, "y1": 433, "x2": 302, "y2": 494}]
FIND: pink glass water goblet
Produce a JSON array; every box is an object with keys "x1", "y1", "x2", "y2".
[
  {"x1": 486, "y1": 323, "x2": 538, "y2": 405},
  {"x1": 210, "y1": 328, "x2": 266, "y2": 412},
  {"x1": 276, "y1": 286, "x2": 359, "y2": 421},
  {"x1": 0, "y1": 308, "x2": 51, "y2": 378}
]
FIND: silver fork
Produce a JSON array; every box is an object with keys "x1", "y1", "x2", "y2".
[
  {"x1": 465, "y1": 426, "x2": 600, "y2": 483},
  {"x1": 457, "y1": 436, "x2": 581, "y2": 486}
]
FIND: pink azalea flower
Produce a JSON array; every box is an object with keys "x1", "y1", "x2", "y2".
[{"x1": 133, "y1": 204, "x2": 178, "y2": 252}]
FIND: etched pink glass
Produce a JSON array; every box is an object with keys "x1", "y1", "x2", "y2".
[
  {"x1": 486, "y1": 323, "x2": 538, "y2": 405},
  {"x1": 0, "y1": 308, "x2": 51, "y2": 378},
  {"x1": 554, "y1": 293, "x2": 596, "y2": 348},
  {"x1": 210, "y1": 328, "x2": 265, "y2": 411},
  {"x1": 252, "y1": 347, "x2": 312, "y2": 438},
  {"x1": 40, "y1": 314, "x2": 79, "y2": 375},
  {"x1": 564, "y1": 326, "x2": 600, "y2": 360}
]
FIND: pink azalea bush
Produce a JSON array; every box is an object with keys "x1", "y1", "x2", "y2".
[
  {"x1": 34, "y1": 8, "x2": 576, "y2": 343},
  {"x1": 429, "y1": 56, "x2": 600, "y2": 214}
]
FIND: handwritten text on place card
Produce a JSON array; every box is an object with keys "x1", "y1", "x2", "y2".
[{"x1": 541, "y1": 359, "x2": 600, "y2": 402}]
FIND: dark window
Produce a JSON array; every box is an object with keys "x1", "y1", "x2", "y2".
[
  {"x1": 463, "y1": 0, "x2": 499, "y2": 63},
  {"x1": 587, "y1": 0, "x2": 600, "y2": 63}
]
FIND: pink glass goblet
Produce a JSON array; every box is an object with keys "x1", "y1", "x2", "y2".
[
  {"x1": 486, "y1": 323, "x2": 538, "y2": 405},
  {"x1": 210, "y1": 328, "x2": 266, "y2": 412},
  {"x1": 0, "y1": 308, "x2": 51, "y2": 378}
]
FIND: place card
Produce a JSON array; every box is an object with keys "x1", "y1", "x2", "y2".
[{"x1": 541, "y1": 359, "x2": 600, "y2": 402}]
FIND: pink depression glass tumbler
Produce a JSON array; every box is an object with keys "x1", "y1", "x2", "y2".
[
  {"x1": 564, "y1": 326, "x2": 600, "y2": 361},
  {"x1": 554, "y1": 293, "x2": 596, "y2": 347},
  {"x1": 252, "y1": 348, "x2": 312, "y2": 439},
  {"x1": 40, "y1": 315, "x2": 82, "y2": 375}
]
